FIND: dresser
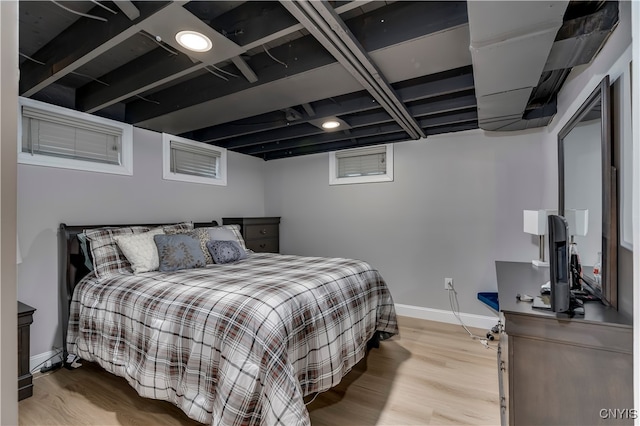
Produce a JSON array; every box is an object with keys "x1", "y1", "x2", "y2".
[
  {"x1": 496, "y1": 261, "x2": 633, "y2": 425},
  {"x1": 222, "y1": 217, "x2": 280, "y2": 253},
  {"x1": 18, "y1": 302, "x2": 36, "y2": 401}
]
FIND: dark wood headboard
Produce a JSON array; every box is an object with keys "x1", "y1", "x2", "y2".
[{"x1": 58, "y1": 220, "x2": 218, "y2": 363}]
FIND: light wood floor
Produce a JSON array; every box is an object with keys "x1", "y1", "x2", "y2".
[{"x1": 19, "y1": 317, "x2": 501, "y2": 425}]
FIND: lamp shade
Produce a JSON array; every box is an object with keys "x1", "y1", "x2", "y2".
[
  {"x1": 523, "y1": 210, "x2": 557, "y2": 235},
  {"x1": 565, "y1": 209, "x2": 588, "y2": 237}
]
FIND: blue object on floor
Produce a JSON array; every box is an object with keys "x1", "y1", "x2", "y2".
[{"x1": 477, "y1": 292, "x2": 499, "y2": 312}]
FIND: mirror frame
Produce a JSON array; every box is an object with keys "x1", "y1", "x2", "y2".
[{"x1": 558, "y1": 75, "x2": 617, "y2": 309}]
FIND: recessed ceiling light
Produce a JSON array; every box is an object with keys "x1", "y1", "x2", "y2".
[
  {"x1": 322, "y1": 120, "x2": 341, "y2": 129},
  {"x1": 175, "y1": 30, "x2": 212, "y2": 52}
]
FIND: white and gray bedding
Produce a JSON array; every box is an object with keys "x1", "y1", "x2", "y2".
[{"x1": 67, "y1": 252, "x2": 398, "y2": 425}]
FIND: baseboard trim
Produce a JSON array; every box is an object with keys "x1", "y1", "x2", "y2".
[
  {"x1": 395, "y1": 303, "x2": 499, "y2": 330},
  {"x1": 30, "y1": 349, "x2": 64, "y2": 373}
]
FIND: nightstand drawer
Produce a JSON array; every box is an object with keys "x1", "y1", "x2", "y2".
[
  {"x1": 245, "y1": 224, "x2": 279, "y2": 240},
  {"x1": 222, "y1": 217, "x2": 281, "y2": 254},
  {"x1": 247, "y1": 238, "x2": 279, "y2": 253}
]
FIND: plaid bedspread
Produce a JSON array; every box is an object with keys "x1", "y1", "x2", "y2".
[{"x1": 67, "y1": 253, "x2": 398, "y2": 425}]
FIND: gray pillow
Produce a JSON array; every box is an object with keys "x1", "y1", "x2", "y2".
[
  {"x1": 77, "y1": 232, "x2": 94, "y2": 272},
  {"x1": 154, "y1": 234, "x2": 206, "y2": 272},
  {"x1": 206, "y1": 240, "x2": 247, "y2": 264}
]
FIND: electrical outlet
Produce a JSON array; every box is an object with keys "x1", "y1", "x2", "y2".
[{"x1": 444, "y1": 277, "x2": 454, "y2": 290}]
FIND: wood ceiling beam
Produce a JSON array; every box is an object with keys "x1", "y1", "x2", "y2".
[
  {"x1": 114, "y1": 1, "x2": 140, "y2": 20},
  {"x1": 230, "y1": 101, "x2": 478, "y2": 154},
  {"x1": 115, "y1": 2, "x2": 375, "y2": 120},
  {"x1": 240, "y1": 122, "x2": 404, "y2": 155},
  {"x1": 125, "y1": 36, "x2": 335, "y2": 124},
  {"x1": 77, "y1": 49, "x2": 206, "y2": 113},
  {"x1": 260, "y1": 119, "x2": 480, "y2": 161},
  {"x1": 418, "y1": 109, "x2": 478, "y2": 129},
  {"x1": 394, "y1": 69, "x2": 475, "y2": 103},
  {"x1": 191, "y1": 71, "x2": 474, "y2": 143},
  {"x1": 19, "y1": 1, "x2": 170, "y2": 97},
  {"x1": 408, "y1": 94, "x2": 477, "y2": 118},
  {"x1": 262, "y1": 132, "x2": 409, "y2": 160},
  {"x1": 231, "y1": 57, "x2": 258, "y2": 83}
]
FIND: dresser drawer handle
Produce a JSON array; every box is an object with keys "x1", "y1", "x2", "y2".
[
  {"x1": 260, "y1": 228, "x2": 268, "y2": 235},
  {"x1": 259, "y1": 243, "x2": 267, "y2": 248}
]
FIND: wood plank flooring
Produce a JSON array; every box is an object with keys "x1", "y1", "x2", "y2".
[{"x1": 19, "y1": 317, "x2": 501, "y2": 425}]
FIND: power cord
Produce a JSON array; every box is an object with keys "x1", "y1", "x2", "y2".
[
  {"x1": 447, "y1": 283, "x2": 497, "y2": 351},
  {"x1": 30, "y1": 348, "x2": 64, "y2": 375}
]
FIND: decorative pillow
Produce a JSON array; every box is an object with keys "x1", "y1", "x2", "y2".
[
  {"x1": 188, "y1": 225, "x2": 250, "y2": 265},
  {"x1": 209, "y1": 225, "x2": 248, "y2": 250},
  {"x1": 84, "y1": 226, "x2": 151, "y2": 279},
  {"x1": 76, "y1": 232, "x2": 94, "y2": 272},
  {"x1": 113, "y1": 228, "x2": 165, "y2": 274},
  {"x1": 206, "y1": 240, "x2": 247, "y2": 264},
  {"x1": 163, "y1": 222, "x2": 194, "y2": 235},
  {"x1": 188, "y1": 228, "x2": 216, "y2": 264},
  {"x1": 154, "y1": 234, "x2": 206, "y2": 272}
]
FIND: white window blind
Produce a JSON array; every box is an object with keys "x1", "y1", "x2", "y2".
[
  {"x1": 21, "y1": 105, "x2": 122, "y2": 165},
  {"x1": 169, "y1": 139, "x2": 220, "y2": 179},
  {"x1": 336, "y1": 145, "x2": 387, "y2": 177},
  {"x1": 329, "y1": 143, "x2": 393, "y2": 185},
  {"x1": 162, "y1": 133, "x2": 227, "y2": 186}
]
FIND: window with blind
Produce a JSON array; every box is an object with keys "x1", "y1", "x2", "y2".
[
  {"x1": 329, "y1": 144, "x2": 394, "y2": 185},
  {"x1": 162, "y1": 133, "x2": 227, "y2": 186},
  {"x1": 18, "y1": 97, "x2": 133, "y2": 175}
]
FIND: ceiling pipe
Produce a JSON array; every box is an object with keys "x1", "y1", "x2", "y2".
[{"x1": 281, "y1": 0, "x2": 424, "y2": 141}]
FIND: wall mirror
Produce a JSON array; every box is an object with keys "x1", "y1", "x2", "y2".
[{"x1": 558, "y1": 75, "x2": 617, "y2": 308}]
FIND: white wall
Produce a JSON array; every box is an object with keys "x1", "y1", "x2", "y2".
[
  {"x1": 0, "y1": 1, "x2": 19, "y2": 423},
  {"x1": 264, "y1": 128, "x2": 549, "y2": 317},
  {"x1": 17, "y1": 127, "x2": 266, "y2": 358},
  {"x1": 263, "y1": 0, "x2": 634, "y2": 324}
]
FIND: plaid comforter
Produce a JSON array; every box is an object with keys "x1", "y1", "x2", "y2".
[{"x1": 67, "y1": 253, "x2": 398, "y2": 425}]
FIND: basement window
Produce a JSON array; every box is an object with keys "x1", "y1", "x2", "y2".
[
  {"x1": 162, "y1": 133, "x2": 227, "y2": 186},
  {"x1": 329, "y1": 144, "x2": 393, "y2": 185},
  {"x1": 18, "y1": 97, "x2": 133, "y2": 175}
]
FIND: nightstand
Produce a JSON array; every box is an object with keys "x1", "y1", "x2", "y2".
[
  {"x1": 18, "y1": 302, "x2": 35, "y2": 401},
  {"x1": 222, "y1": 217, "x2": 281, "y2": 253}
]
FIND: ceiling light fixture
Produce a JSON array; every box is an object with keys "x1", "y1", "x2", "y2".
[
  {"x1": 322, "y1": 120, "x2": 341, "y2": 129},
  {"x1": 175, "y1": 30, "x2": 212, "y2": 52}
]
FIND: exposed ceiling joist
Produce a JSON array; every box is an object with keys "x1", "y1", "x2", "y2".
[
  {"x1": 114, "y1": 1, "x2": 140, "y2": 21},
  {"x1": 20, "y1": 1, "x2": 170, "y2": 97},
  {"x1": 280, "y1": 0, "x2": 424, "y2": 140},
  {"x1": 17, "y1": 1, "x2": 619, "y2": 160}
]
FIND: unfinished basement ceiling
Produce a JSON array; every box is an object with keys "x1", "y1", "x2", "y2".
[{"x1": 18, "y1": 1, "x2": 619, "y2": 160}]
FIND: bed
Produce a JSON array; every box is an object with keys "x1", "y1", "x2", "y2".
[{"x1": 59, "y1": 221, "x2": 398, "y2": 426}]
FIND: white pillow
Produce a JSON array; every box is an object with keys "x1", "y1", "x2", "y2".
[{"x1": 113, "y1": 228, "x2": 165, "y2": 274}]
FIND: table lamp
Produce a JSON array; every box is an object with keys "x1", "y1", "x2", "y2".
[
  {"x1": 523, "y1": 209, "x2": 556, "y2": 267},
  {"x1": 564, "y1": 208, "x2": 588, "y2": 243}
]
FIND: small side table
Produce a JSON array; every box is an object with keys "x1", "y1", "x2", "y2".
[
  {"x1": 222, "y1": 217, "x2": 281, "y2": 253},
  {"x1": 18, "y1": 302, "x2": 36, "y2": 401}
]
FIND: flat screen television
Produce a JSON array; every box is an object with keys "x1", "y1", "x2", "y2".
[{"x1": 548, "y1": 215, "x2": 571, "y2": 313}]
